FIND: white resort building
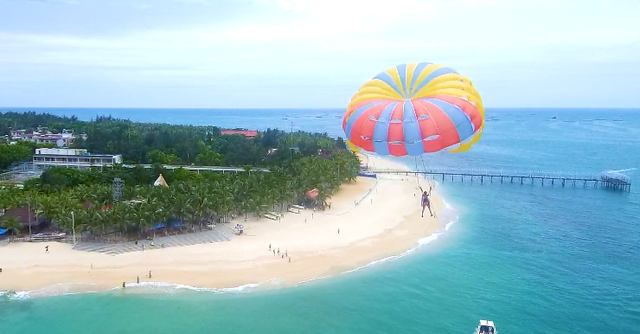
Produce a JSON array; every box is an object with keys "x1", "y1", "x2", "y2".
[
  {"x1": 11, "y1": 129, "x2": 86, "y2": 148},
  {"x1": 32, "y1": 148, "x2": 123, "y2": 171}
]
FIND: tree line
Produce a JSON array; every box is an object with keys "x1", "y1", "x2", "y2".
[
  {"x1": 0, "y1": 111, "x2": 362, "y2": 240},
  {"x1": 1, "y1": 151, "x2": 360, "y2": 239},
  {"x1": 0, "y1": 111, "x2": 347, "y2": 167}
]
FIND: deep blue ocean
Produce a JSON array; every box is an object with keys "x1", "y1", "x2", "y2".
[{"x1": 1, "y1": 107, "x2": 639, "y2": 334}]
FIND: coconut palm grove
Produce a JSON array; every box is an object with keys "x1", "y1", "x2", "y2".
[{"x1": 0, "y1": 112, "x2": 360, "y2": 240}]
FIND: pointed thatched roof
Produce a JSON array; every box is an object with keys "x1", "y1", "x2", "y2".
[{"x1": 153, "y1": 173, "x2": 168, "y2": 187}]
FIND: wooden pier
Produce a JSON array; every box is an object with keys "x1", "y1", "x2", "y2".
[{"x1": 369, "y1": 168, "x2": 632, "y2": 192}]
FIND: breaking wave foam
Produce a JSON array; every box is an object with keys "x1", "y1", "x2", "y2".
[
  {"x1": 107, "y1": 279, "x2": 282, "y2": 294},
  {"x1": 1, "y1": 280, "x2": 283, "y2": 301},
  {"x1": 298, "y1": 196, "x2": 460, "y2": 285},
  {"x1": 340, "y1": 197, "x2": 459, "y2": 276}
]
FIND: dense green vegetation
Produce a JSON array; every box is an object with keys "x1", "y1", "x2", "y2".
[
  {"x1": 0, "y1": 111, "x2": 361, "y2": 240},
  {"x1": 0, "y1": 111, "x2": 346, "y2": 166},
  {"x1": 0, "y1": 142, "x2": 32, "y2": 171},
  {"x1": 0, "y1": 141, "x2": 55, "y2": 171},
  {"x1": 1, "y1": 151, "x2": 359, "y2": 239}
]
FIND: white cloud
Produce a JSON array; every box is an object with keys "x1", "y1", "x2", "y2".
[{"x1": 0, "y1": 0, "x2": 639, "y2": 107}]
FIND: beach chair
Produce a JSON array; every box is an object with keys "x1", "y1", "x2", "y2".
[
  {"x1": 268, "y1": 211, "x2": 283, "y2": 218},
  {"x1": 291, "y1": 204, "x2": 305, "y2": 210},
  {"x1": 287, "y1": 207, "x2": 300, "y2": 214},
  {"x1": 263, "y1": 213, "x2": 278, "y2": 221}
]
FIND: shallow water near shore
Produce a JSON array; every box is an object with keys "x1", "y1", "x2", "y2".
[{"x1": 2, "y1": 107, "x2": 640, "y2": 334}]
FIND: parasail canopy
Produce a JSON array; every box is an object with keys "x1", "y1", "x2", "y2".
[
  {"x1": 346, "y1": 139, "x2": 361, "y2": 153},
  {"x1": 343, "y1": 62, "x2": 485, "y2": 156}
]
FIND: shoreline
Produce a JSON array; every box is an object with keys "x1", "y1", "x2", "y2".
[{"x1": 0, "y1": 155, "x2": 452, "y2": 297}]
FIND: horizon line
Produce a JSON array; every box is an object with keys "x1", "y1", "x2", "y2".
[{"x1": 2, "y1": 106, "x2": 640, "y2": 111}]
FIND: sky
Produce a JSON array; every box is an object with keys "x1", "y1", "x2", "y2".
[{"x1": 0, "y1": 0, "x2": 639, "y2": 108}]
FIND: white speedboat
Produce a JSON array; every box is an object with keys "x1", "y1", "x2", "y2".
[{"x1": 476, "y1": 320, "x2": 497, "y2": 334}]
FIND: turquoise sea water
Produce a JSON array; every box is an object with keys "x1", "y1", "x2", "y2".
[{"x1": 1, "y1": 108, "x2": 639, "y2": 334}]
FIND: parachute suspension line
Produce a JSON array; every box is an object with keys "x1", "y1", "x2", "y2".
[
  {"x1": 420, "y1": 155, "x2": 429, "y2": 186},
  {"x1": 420, "y1": 155, "x2": 428, "y2": 172},
  {"x1": 415, "y1": 157, "x2": 421, "y2": 186}
]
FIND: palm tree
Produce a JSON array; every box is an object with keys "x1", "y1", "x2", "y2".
[
  {"x1": 0, "y1": 130, "x2": 360, "y2": 241},
  {"x1": 84, "y1": 209, "x2": 104, "y2": 239},
  {"x1": 1, "y1": 216, "x2": 22, "y2": 240}
]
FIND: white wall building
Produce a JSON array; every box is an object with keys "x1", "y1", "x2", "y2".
[
  {"x1": 33, "y1": 148, "x2": 123, "y2": 171},
  {"x1": 11, "y1": 129, "x2": 85, "y2": 148}
]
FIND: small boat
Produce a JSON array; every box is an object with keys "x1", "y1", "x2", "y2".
[{"x1": 476, "y1": 320, "x2": 497, "y2": 334}]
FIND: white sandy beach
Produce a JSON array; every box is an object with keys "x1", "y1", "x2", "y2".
[{"x1": 0, "y1": 155, "x2": 444, "y2": 293}]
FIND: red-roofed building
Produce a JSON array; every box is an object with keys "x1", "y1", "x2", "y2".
[{"x1": 220, "y1": 129, "x2": 258, "y2": 139}]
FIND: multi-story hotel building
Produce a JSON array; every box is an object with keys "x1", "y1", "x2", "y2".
[{"x1": 32, "y1": 148, "x2": 123, "y2": 171}]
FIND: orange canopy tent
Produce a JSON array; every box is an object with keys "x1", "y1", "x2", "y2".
[{"x1": 306, "y1": 188, "x2": 319, "y2": 199}]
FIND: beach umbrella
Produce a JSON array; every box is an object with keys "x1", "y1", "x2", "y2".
[
  {"x1": 306, "y1": 188, "x2": 319, "y2": 199},
  {"x1": 343, "y1": 62, "x2": 484, "y2": 156}
]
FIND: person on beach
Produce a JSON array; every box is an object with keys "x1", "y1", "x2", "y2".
[
  {"x1": 45, "y1": 245, "x2": 49, "y2": 253},
  {"x1": 419, "y1": 186, "x2": 433, "y2": 217}
]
